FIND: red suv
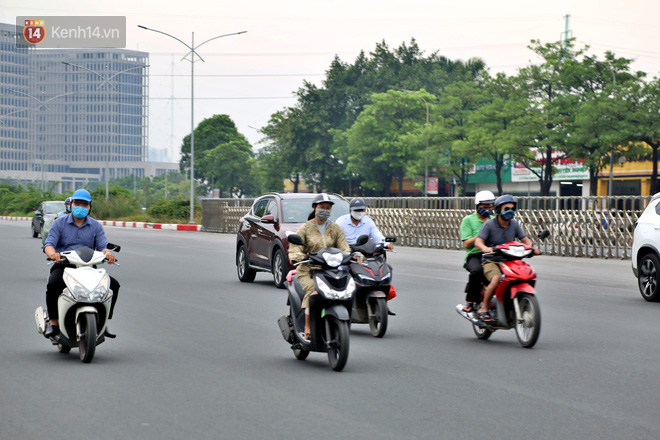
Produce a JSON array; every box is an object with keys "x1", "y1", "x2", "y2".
[{"x1": 236, "y1": 192, "x2": 350, "y2": 288}]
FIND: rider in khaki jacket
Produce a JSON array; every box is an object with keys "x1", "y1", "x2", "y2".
[{"x1": 288, "y1": 194, "x2": 351, "y2": 338}]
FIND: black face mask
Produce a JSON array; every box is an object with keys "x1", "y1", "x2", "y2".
[{"x1": 477, "y1": 207, "x2": 493, "y2": 218}]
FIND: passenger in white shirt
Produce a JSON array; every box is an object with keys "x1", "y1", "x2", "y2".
[
  {"x1": 335, "y1": 197, "x2": 394, "y2": 250},
  {"x1": 336, "y1": 197, "x2": 396, "y2": 315}
]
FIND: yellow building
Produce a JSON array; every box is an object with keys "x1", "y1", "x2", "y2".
[{"x1": 596, "y1": 156, "x2": 658, "y2": 196}]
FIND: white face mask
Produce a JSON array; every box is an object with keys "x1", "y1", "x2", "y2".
[{"x1": 351, "y1": 210, "x2": 366, "y2": 221}]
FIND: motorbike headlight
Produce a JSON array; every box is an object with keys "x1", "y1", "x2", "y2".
[
  {"x1": 316, "y1": 277, "x2": 354, "y2": 299},
  {"x1": 64, "y1": 274, "x2": 87, "y2": 300},
  {"x1": 316, "y1": 278, "x2": 334, "y2": 297},
  {"x1": 322, "y1": 252, "x2": 343, "y2": 268},
  {"x1": 502, "y1": 246, "x2": 532, "y2": 258},
  {"x1": 90, "y1": 275, "x2": 111, "y2": 302},
  {"x1": 64, "y1": 273, "x2": 110, "y2": 302},
  {"x1": 346, "y1": 277, "x2": 356, "y2": 296}
]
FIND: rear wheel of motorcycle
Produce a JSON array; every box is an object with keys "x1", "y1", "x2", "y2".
[
  {"x1": 57, "y1": 343, "x2": 71, "y2": 354},
  {"x1": 368, "y1": 297, "x2": 388, "y2": 338},
  {"x1": 515, "y1": 294, "x2": 541, "y2": 348},
  {"x1": 472, "y1": 323, "x2": 492, "y2": 340},
  {"x1": 79, "y1": 313, "x2": 97, "y2": 363},
  {"x1": 326, "y1": 318, "x2": 349, "y2": 372},
  {"x1": 272, "y1": 248, "x2": 287, "y2": 289},
  {"x1": 237, "y1": 245, "x2": 256, "y2": 283}
]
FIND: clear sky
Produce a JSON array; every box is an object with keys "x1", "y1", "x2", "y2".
[{"x1": 2, "y1": 0, "x2": 659, "y2": 162}]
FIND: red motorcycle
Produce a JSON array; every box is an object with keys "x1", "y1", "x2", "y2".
[{"x1": 456, "y1": 231, "x2": 549, "y2": 348}]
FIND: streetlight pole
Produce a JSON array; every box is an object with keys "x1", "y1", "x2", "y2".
[
  {"x1": 402, "y1": 90, "x2": 429, "y2": 197},
  {"x1": 138, "y1": 25, "x2": 246, "y2": 223},
  {"x1": 63, "y1": 62, "x2": 149, "y2": 200}
]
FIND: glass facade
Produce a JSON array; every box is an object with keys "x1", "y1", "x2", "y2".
[{"x1": 0, "y1": 23, "x2": 154, "y2": 191}]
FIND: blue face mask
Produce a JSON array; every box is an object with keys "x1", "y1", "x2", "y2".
[
  {"x1": 72, "y1": 207, "x2": 89, "y2": 219},
  {"x1": 500, "y1": 209, "x2": 515, "y2": 221},
  {"x1": 477, "y1": 207, "x2": 493, "y2": 218}
]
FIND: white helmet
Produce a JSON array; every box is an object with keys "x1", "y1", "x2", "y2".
[{"x1": 475, "y1": 190, "x2": 496, "y2": 206}]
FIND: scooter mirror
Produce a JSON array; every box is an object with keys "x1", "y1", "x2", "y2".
[
  {"x1": 385, "y1": 236, "x2": 397, "y2": 243},
  {"x1": 107, "y1": 243, "x2": 121, "y2": 252},
  {"x1": 287, "y1": 234, "x2": 306, "y2": 246},
  {"x1": 537, "y1": 230, "x2": 550, "y2": 240},
  {"x1": 356, "y1": 234, "x2": 369, "y2": 246}
]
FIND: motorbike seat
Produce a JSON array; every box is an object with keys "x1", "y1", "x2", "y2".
[{"x1": 293, "y1": 277, "x2": 305, "y2": 300}]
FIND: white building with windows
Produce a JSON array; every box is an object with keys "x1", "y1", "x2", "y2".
[{"x1": 0, "y1": 22, "x2": 177, "y2": 192}]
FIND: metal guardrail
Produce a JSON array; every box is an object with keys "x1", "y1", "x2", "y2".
[{"x1": 201, "y1": 196, "x2": 649, "y2": 259}]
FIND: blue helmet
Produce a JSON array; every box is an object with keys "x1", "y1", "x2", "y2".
[
  {"x1": 494, "y1": 194, "x2": 516, "y2": 214},
  {"x1": 71, "y1": 189, "x2": 92, "y2": 203},
  {"x1": 64, "y1": 197, "x2": 72, "y2": 205}
]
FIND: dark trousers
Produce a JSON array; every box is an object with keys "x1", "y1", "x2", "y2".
[
  {"x1": 46, "y1": 263, "x2": 120, "y2": 320},
  {"x1": 463, "y1": 253, "x2": 484, "y2": 303}
]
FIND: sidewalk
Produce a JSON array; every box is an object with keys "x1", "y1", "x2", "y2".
[{"x1": 0, "y1": 216, "x2": 201, "y2": 231}]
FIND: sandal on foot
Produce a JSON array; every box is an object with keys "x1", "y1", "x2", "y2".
[
  {"x1": 462, "y1": 302, "x2": 476, "y2": 313},
  {"x1": 477, "y1": 311, "x2": 495, "y2": 324}
]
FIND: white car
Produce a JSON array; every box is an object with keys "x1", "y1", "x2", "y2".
[{"x1": 632, "y1": 192, "x2": 660, "y2": 302}]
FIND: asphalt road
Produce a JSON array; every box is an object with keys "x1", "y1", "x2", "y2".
[{"x1": 1, "y1": 221, "x2": 659, "y2": 440}]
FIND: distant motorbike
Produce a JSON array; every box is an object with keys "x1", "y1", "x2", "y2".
[
  {"x1": 277, "y1": 234, "x2": 355, "y2": 371},
  {"x1": 35, "y1": 244, "x2": 120, "y2": 363},
  {"x1": 348, "y1": 235, "x2": 396, "y2": 338},
  {"x1": 456, "y1": 231, "x2": 549, "y2": 348}
]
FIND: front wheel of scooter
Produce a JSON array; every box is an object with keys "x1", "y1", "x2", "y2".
[
  {"x1": 515, "y1": 293, "x2": 541, "y2": 349},
  {"x1": 293, "y1": 347, "x2": 309, "y2": 360},
  {"x1": 326, "y1": 318, "x2": 349, "y2": 372},
  {"x1": 472, "y1": 323, "x2": 492, "y2": 340},
  {"x1": 79, "y1": 313, "x2": 97, "y2": 363},
  {"x1": 368, "y1": 297, "x2": 388, "y2": 338}
]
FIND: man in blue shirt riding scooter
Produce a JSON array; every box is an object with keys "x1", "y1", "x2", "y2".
[{"x1": 43, "y1": 189, "x2": 120, "y2": 340}]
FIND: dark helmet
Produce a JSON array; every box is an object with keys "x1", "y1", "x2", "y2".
[
  {"x1": 311, "y1": 193, "x2": 335, "y2": 207},
  {"x1": 494, "y1": 194, "x2": 516, "y2": 214},
  {"x1": 349, "y1": 197, "x2": 366, "y2": 210}
]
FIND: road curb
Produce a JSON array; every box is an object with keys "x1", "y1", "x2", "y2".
[{"x1": 1, "y1": 216, "x2": 201, "y2": 231}]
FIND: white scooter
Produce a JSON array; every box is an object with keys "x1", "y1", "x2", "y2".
[{"x1": 35, "y1": 244, "x2": 120, "y2": 363}]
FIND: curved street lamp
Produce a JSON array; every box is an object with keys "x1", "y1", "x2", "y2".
[{"x1": 138, "y1": 25, "x2": 247, "y2": 224}]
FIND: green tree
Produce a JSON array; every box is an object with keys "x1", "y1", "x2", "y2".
[
  {"x1": 262, "y1": 39, "x2": 485, "y2": 193},
  {"x1": 619, "y1": 78, "x2": 660, "y2": 194},
  {"x1": 180, "y1": 114, "x2": 254, "y2": 192},
  {"x1": 336, "y1": 90, "x2": 434, "y2": 196},
  {"x1": 513, "y1": 39, "x2": 579, "y2": 196},
  {"x1": 435, "y1": 80, "x2": 487, "y2": 195},
  {"x1": 203, "y1": 140, "x2": 255, "y2": 197}
]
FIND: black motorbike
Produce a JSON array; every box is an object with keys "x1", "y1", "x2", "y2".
[
  {"x1": 348, "y1": 235, "x2": 395, "y2": 338},
  {"x1": 277, "y1": 234, "x2": 355, "y2": 371}
]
